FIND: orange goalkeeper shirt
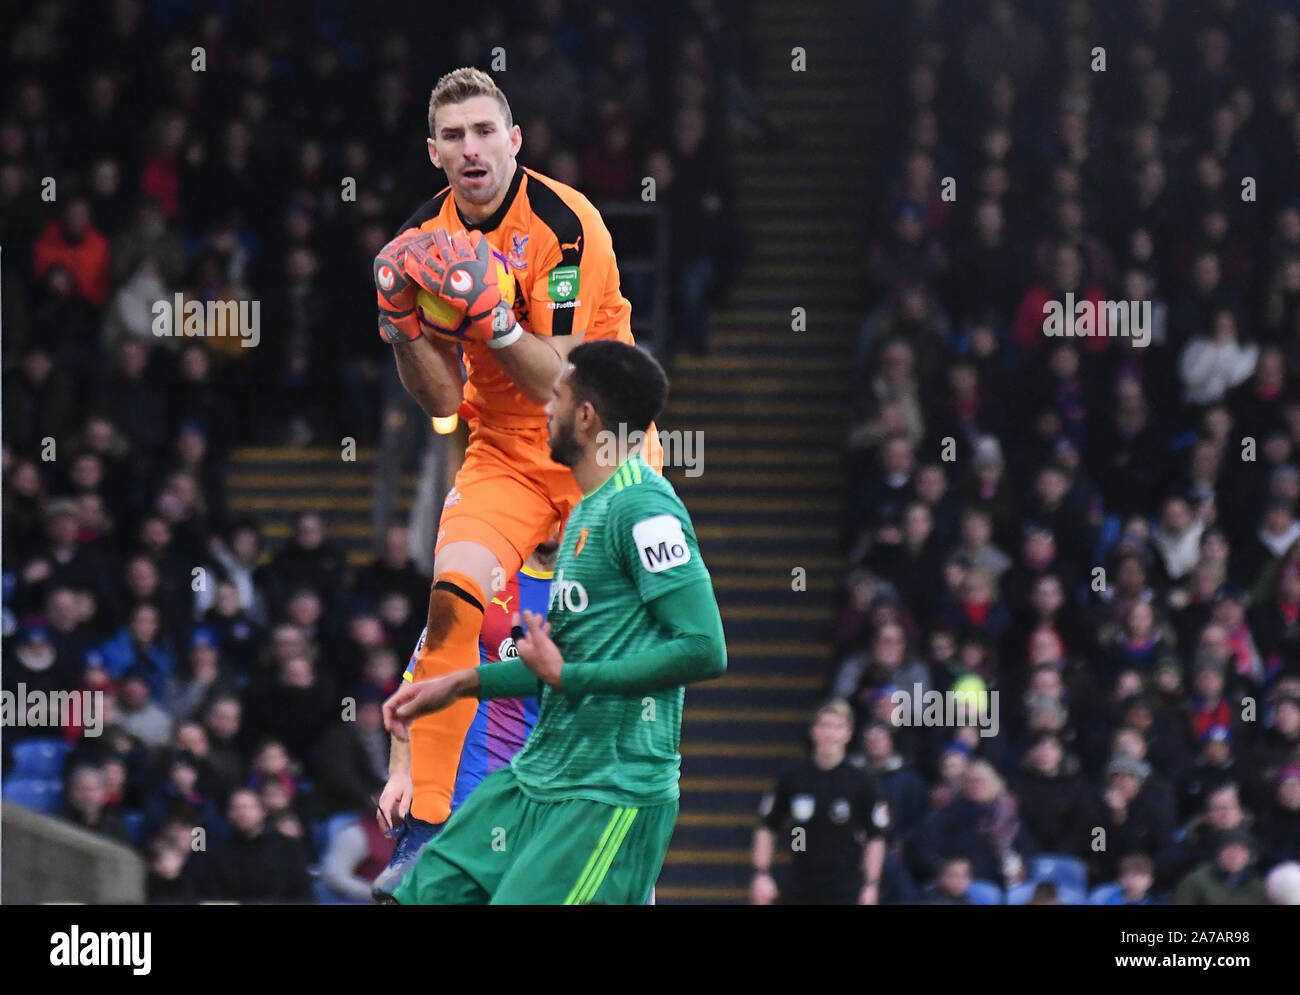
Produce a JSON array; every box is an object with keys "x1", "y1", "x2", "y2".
[{"x1": 397, "y1": 165, "x2": 635, "y2": 429}]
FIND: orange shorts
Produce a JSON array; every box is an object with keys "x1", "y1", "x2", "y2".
[{"x1": 434, "y1": 414, "x2": 663, "y2": 574}]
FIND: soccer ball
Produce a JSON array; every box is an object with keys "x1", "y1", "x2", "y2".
[{"x1": 415, "y1": 248, "x2": 516, "y2": 343}]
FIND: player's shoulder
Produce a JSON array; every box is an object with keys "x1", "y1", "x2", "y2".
[
  {"x1": 522, "y1": 167, "x2": 601, "y2": 219},
  {"x1": 522, "y1": 168, "x2": 610, "y2": 251},
  {"x1": 604, "y1": 458, "x2": 684, "y2": 515},
  {"x1": 396, "y1": 188, "x2": 453, "y2": 236}
]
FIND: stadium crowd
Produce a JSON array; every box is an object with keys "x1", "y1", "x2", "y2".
[
  {"x1": 1, "y1": 0, "x2": 749, "y2": 902},
  {"x1": 833, "y1": 0, "x2": 1300, "y2": 904}
]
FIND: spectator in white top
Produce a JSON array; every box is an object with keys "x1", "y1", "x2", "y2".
[
  {"x1": 1150, "y1": 496, "x2": 1208, "y2": 585},
  {"x1": 1179, "y1": 307, "x2": 1259, "y2": 406}
]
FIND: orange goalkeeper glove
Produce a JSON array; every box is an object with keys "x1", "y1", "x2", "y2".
[
  {"x1": 374, "y1": 228, "x2": 436, "y2": 344},
  {"x1": 403, "y1": 228, "x2": 522, "y2": 349}
]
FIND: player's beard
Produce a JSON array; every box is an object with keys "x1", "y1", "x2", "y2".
[{"x1": 548, "y1": 411, "x2": 582, "y2": 467}]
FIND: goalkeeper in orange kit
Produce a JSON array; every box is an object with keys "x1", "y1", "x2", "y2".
[{"x1": 369, "y1": 67, "x2": 662, "y2": 883}]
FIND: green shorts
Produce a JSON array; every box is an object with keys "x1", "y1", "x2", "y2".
[{"x1": 392, "y1": 766, "x2": 677, "y2": 905}]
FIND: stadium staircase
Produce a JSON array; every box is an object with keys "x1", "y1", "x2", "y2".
[
  {"x1": 226, "y1": 450, "x2": 415, "y2": 566},
  {"x1": 652, "y1": 1, "x2": 880, "y2": 903}
]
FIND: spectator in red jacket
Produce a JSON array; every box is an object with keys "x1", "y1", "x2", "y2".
[
  {"x1": 32, "y1": 197, "x2": 110, "y2": 308},
  {"x1": 1012, "y1": 242, "x2": 1110, "y2": 354}
]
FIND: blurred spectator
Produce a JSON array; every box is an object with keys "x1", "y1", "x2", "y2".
[
  {"x1": 915, "y1": 758, "x2": 1034, "y2": 887},
  {"x1": 96, "y1": 602, "x2": 176, "y2": 702},
  {"x1": 1013, "y1": 731, "x2": 1092, "y2": 858},
  {"x1": 241, "y1": 655, "x2": 335, "y2": 766},
  {"x1": 115, "y1": 668, "x2": 173, "y2": 749},
  {"x1": 199, "y1": 788, "x2": 312, "y2": 903},
  {"x1": 1088, "y1": 752, "x2": 1174, "y2": 885},
  {"x1": 1258, "y1": 763, "x2": 1300, "y2": 867},
  {"x1": 146, "y1": 838, "x2": 197, "y2": 904},
  {"x1": 167, "y1": 627, "x2": 239, "y2": 723},
  {"x1": 318, "y1": 812, "x2": 396, "y2": 903},
  {"x1": 266, "y1": 513, "x2": 348, "y2": 614},
  {"x1": 58, "y1": 764, "x2": 131, "y2": 845},
  {"x1": 1172, "y1": 828, "x2": 1268, "y2": 904},
  {"x1": 311, "y1": 687, "x2": 389, "y2": 819},
  {"x1": 855, "y1": 722, "x2": 929, "y2": 889},
  {"x1": 1179, "y1": 308, "x2": 1259, "y2": 407},
  {"x1": 202, "y1": 694, "x2": 246, "y2": 796},
  {"x1": 919, "y1": 855, "x2": 974, "y2": 904},
  {"x1": 1098, "y1": 853, "x2": 1159, "y2": 906},
  {"x1": 33, "y1": 196, "x2": 111, "y2": 308},
  {"x1": 354, "y1": 524, "x2": 427, "y2": 613}
]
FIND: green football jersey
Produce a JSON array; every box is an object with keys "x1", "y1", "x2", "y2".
[{"x1": 509, "y1": 451, "x2": 711, "y2": 806}]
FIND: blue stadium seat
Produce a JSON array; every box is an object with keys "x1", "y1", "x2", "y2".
[
  {"x1": 3, "y1": 776, "x2": 62, "y2": 814},
  {"x1": 1031, "y1": 855, "x2": 1088, "y2": 893},
  {"x1": 123, "y1": 810, "x2": 145, "y2": 847},
  {"x1": 1089, "y1": 882, "x2": 1125, "y2": 905},
  {"x1": 11, "y1": 738, "x2": 72, "y2": 780},
  {"x1": 966, "y1": 879, "x2": 1004, "y2": 904}
]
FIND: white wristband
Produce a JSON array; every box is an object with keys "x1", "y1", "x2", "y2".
[{"x1": 487, "y1": 321, "x2": 524, "y2": 349}]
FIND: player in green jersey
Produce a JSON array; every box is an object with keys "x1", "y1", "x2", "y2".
[{"x1": 383, "y1": 340, "x2": 727, "y2": 904}]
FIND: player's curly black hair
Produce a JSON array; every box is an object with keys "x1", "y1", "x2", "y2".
[{"x1": 566, "y1": 340, "x2": 668, "y2": 436}]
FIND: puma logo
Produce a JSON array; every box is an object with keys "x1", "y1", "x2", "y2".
[{"x1": 491, "y1": 595, "x2": 514, "y2": 612}]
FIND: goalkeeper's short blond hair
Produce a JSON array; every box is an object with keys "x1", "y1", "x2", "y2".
[{"x1": 428, "y1": 68, "x2": 513, "y2": 137}]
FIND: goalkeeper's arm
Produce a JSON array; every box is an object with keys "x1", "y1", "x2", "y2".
[
  {"x1": 393, "y1": 333, "x2": 463, "y2": 419},
  {"x1": 475, "y1": 579, "x2": 726, "y2": 700},
  {"x1": 375, "y1": 229, "x2": 464, "y2": 418}
]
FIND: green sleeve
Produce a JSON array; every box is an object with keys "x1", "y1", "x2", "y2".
[
  {"x1": 559, "y1": 578, "x2": 726, "y2": 697},
  {"x1": 476, "y1": 658, "x2": 543, "y2": 700}
]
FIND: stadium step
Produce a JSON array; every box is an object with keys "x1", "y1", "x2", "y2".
[
  {"x1": 225, "y1": 447, "x2": 417, "y2": 563},
  {"x1": 652, "y1": 0, "x2": 879, "y2": 905},
  {"x1": 711, "y1": 573, "x2": 834, "y2": 592}
]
